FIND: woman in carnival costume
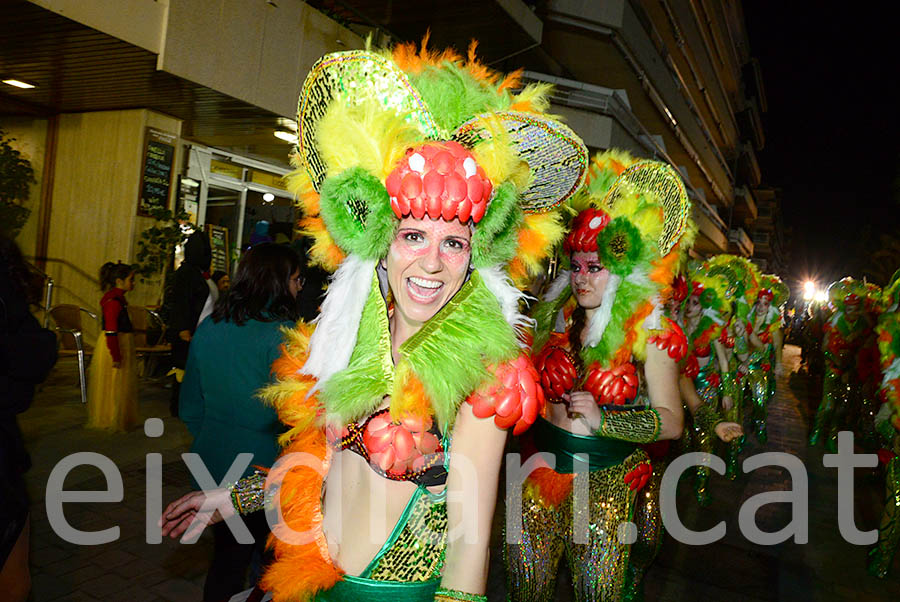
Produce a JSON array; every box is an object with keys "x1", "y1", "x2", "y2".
[
  {"x1": 505, "y1": 151, "x2": 690, "y2": 601},
  {"x1": 809, "y1": 277, "x2": 872, "y2": 452},
  {"x1": 868, "y1": 271, "x2": 900, "y2": 578},
  {"x1": 744, "y1": 273, "x2": 787, "y2": 444},
  {"x1": 703, "y1": 255, "x2": 758, "y2": 478},
  {"x1": 622, "y1": 268, "x2": 741, "y2": 601},
  {"x1": 678, "y1": 266, "x2": 742, "y2": 505},
  {"x1": 162, "y1": 39, "x2": 589, "y2": 602}
]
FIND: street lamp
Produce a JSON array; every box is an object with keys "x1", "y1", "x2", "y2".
[{"x1": 803, "y1": 280, "x2": 816, "y2": 301}]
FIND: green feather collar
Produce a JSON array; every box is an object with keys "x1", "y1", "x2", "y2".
[{"x1": 320, "y1": 270, "x2": 520, "y2": 431}]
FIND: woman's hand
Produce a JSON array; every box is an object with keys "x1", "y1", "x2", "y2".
[
  {"x1": 714, "y1": 421, "x2": 743, "y2": 443},
  {"x1": 563, "y1": 391, "x2": 602, "y2": 430},
  {"x1": 179, "y1": 330, "x2": 192, "y2": 342},
  {"x1": 159, "y1": 489, "x2": 233, "y2": 540},
  {"x1": 721, "y1": 395, "x2": 734, "y2": 412}
]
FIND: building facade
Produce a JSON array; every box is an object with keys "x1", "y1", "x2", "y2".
[{"x1": 1, "y1": 0, "x2": 773, "y2": 331}]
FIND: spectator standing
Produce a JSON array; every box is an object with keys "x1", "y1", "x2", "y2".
[
  {"x1": 0, "y1": 236, "x2": 57, "y2": 601},
  {"x1": 87, "y1": 262, "x2": 138, "y2": 431},
  {"x1": 167, "y1": 230, "x2": 212, "y2": 416},
  {"x1": 178, "y1": 243, "x2": 303, "y2": 601},
  {"x1": 211, "y1": 271, "x2": 230, "y2": 293}
]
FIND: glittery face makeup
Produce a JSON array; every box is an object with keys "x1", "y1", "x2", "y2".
[
  {"x1": 570, "y1": 251, "x2": 610, "y2": 311},
  {"x1": 386, "y1": 216, "x2": 472, "y2": 334}
]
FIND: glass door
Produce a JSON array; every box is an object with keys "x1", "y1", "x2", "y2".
[{"x1": 204, "y1": 184, "x2": 245, "y2": 271}]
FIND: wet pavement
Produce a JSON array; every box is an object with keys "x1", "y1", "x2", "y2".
[{"x1": 19, "y1": 345, "x2": 900, "y2": 600}]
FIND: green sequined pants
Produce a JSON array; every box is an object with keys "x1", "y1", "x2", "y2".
[
  {"x1": 746, "y1": 365, "x2": 773, "y2": 439},
  {"x1": 504, "y1": 450, "x2": 648, "y2": 602},
  {"x1": 869, "y1": 455, "x2": 900, "y2": 578},
  {"x1": 722, "y1": 371, "x2": 744, "y2": 478},
  {"x1": 809, "y1": 370, "x2": 857, "y2": 449},
  {"x1": 622, "y1": 462, "x2": 664, "y2": 601},
  {"x1": 692, "y1": 371, "x2": 718, "y2": 504}
]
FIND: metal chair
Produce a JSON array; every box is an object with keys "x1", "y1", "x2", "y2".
[
  {"x1": 48, "y1": 304, "x2": 98, "y2": 405},
  {"x1": 128, "y1": 305, "x2": 172, "y2": 377}
]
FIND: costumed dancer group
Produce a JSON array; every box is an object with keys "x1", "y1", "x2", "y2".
[
  {"x1": 159, "y1": 39, "x2": 792, "y2": 601},
  {"x1": 802, "y1": 270, "x2": 900, "y2": 579}
]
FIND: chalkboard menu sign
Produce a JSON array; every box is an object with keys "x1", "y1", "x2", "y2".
[
  {"x1": 207, "y1": 224, "x2": 230, "y2": 275},
  {"x1": 138, "y1": 127, "x2": 177, "y2": 216}
]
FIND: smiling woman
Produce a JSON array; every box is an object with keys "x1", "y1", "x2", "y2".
[
  {"x1": 386, "y1": 218, "x2": 472, "y2": 345},
  {"x1": 159, "y1": 40, "x2": 588, "y2": 602}
]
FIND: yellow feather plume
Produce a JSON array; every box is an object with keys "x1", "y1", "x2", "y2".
[
  {"x1": 509, "y1": 212, "x2": 566, "y2": 286},
  {"x1": 317, "y1": 99, "x2": 424, "y2": 181}
]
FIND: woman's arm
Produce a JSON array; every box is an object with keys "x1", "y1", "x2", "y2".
[
  {"x1": 101, "y1": 297, "x2": 123, "y2": 365},
  {"x1": 439, "y1": 402, "x2": 508, "y2": 596},
  {"x1": 644, "y1": 343, "x2": 684, "y2": 440},
  {"x1": 713, "y1": 339, "x2": 730, "y2": 375}
]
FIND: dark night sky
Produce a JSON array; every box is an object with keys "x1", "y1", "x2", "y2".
[{"x1": 743, "y1": 5, "x2": 900, "y2": 287}]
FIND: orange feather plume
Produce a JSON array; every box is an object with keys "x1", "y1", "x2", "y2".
[
  {"x1": 525, "y1": 467, "x2": 574, "y2": 508},
  {"x1": 389, "y1": 367, "x2": 433, "y2": 423},
  {"x1": 613, "y1": 301, "x2": 655, "y2": 366},
  {"x1": 262, "y1": 427, "x2": 340, "y2": 601}
]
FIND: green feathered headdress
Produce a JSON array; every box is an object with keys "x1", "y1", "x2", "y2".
[{"x1": 536, "y1": 150, "x2": 694, "y2": 367}]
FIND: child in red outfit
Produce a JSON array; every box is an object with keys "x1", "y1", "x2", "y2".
[{"x1": 86, "y1": 262, "x2": 138, "y2": 431}]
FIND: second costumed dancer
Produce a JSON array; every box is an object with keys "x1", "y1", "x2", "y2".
[
  {"x1": 744, "y1": 274, "x2": 787, "y2": 443},
  {"x1": 505, "y1": 151, "x2": 690, "y2": 601},
  {"x1": 679, "y1": 265, "x2": 739, "y2": 506},
  {"x1": 809, "y1": 277, "x2": 871, "y2": 452}
]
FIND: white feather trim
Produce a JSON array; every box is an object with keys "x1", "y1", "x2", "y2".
[
  {"x1": 543, "y1": 271, "x2": 571, "y2": 302},
  {"x1": 301, "y1": 254, "x2": 377, "y2": 388},
  {"x1": 643, "y1": 297, "x2": 664, "y2": 331},
  {"x1": 884, "y1": 358, "x2": 900, "y2": 382},
  {"x1": 875, "y1": 398, "x2": 893, "y2": 428},
  {"x1": 477, "y1": 266, "x2": 534, "y2": 344},
  {"x1": 702, "y1": 307, "x2": 725, "y2": 326},
  {"x1": 624, "y1": 268, "x2": 652, "y2": 290},
  {"x1": 584, "y1": 273, "x2": 622, "y2": 347}
]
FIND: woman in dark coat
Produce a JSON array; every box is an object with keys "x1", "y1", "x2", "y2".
[
  {"x1": 167, "y1": 230, "x2": 212, "y2": 416},
  {"x1": 0, "y1": 236, "x2": 57, "y2": 601}
]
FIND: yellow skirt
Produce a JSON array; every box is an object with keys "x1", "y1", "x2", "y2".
[{"x1": 87, "y1": 332, "x2": 138, "y2": 431}]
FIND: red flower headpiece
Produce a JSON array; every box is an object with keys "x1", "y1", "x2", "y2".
[
  {"x1": 564, "y1": 208, "x2": 610, "y2": 254},
  {"x1": 385, "y1": 141, "x2": 493, "y2": 224},
  {"x1": 691, "y1": 281, "x2": 705, "y2": 297},
  {"x1": 757, "y1": 288, "x2": 775, "y2": 301},
  {"x1": 671, "y1": 275, "x2": 688, "y2": 303},
  {"x1": 844, "y1": 293, "x2": 861, "y2": 306}
]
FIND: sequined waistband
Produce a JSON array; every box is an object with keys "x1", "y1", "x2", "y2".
[
  {"x1": 314, "y1": 575, "x2": 440, "y2": 602},
  {"x1": 529, "y1": 417, "x2": 635, "y2": 473}
]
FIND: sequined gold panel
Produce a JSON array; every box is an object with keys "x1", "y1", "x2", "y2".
[
  {"x1": 298, "y1": 50, "x2": 445, "y2": 191},
  {"x1": 452, "y1": 112, "x2": 588, "y2": 213},
  {"x1": 368, "y1": 494, "x2": 447, "y2": 582},
  {"x1": 505, "y1": 450, "x2": 648, "y2": 601},
  {"x1": 603, "y1": 161, "x2": 690, "y2": 256}
]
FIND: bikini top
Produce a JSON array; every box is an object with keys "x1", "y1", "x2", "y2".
[{"x1": 333, "y1": 408, "x2": 448, "y2": 487}]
